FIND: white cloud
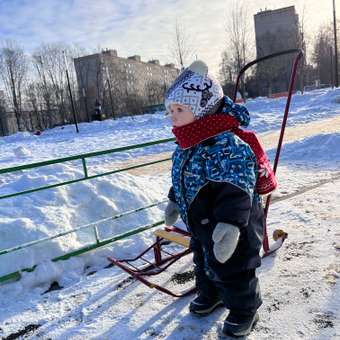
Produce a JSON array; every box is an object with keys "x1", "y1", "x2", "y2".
[{"x1": 0, "y1": 0, "x2": 334, "y2": 77}]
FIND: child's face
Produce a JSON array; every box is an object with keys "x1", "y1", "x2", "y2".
[{"x1": 168, "y1": 103, "x2": 195, "y2": 127}]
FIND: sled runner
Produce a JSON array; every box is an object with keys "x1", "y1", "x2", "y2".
[
  {"x1": 108, "y1": 225, "x2": 194, "y2": 297},
  {"x1": 108, "y1": 49, "x2": 303, "y2": 296}
]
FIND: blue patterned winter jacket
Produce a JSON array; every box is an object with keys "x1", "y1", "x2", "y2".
[{"x1": 171, "y1": 132, "x2": 258, "y2": 226}]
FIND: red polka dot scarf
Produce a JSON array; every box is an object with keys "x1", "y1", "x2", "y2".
[{"x1": 172, "y1": 113, "x2": 277, "y2": 195}]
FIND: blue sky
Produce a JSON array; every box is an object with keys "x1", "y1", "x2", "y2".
[{"x1": 0, "y1": 0, "x2": 335, "y2": 76}]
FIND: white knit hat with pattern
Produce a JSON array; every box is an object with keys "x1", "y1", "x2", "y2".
[{"x1": 164, "y1": 60, "x2": 224, "y2": 118}]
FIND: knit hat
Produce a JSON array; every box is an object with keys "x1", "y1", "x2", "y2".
[{"x1": 164, "y1": 60, "x2": 224, "y2": 119}]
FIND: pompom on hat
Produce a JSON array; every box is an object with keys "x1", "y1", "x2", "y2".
[{"x1": 164, "y1": 60, "x2": 224, "y2": 119}]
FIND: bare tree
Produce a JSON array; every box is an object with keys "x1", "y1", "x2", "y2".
[
  {"x1": 32, "y1": 43, "x2": 81, "y2": 126},
  {"x1": 34, "y1": 44, "x2": 77, "y2": 123},
  {"x1": 0, "y1": 91, "x2": 6, "y2": 135},
  {"x1": 219, "y1": 51, "x2": 234, "y2": 84},
  {"x1": 312, "y1": 26, "x2": 334, "y2": 85},
  {"x1": 32, "y1": 44, "x2": 67, "y2": 124},
  {"x1": 298, "y1": 1, "x2": 308, "y2": 53},
  {"x1": 31, "y1": 54, "x2": 54, "y2": 127},
  {"x1": 228, "y1": 1, "x2": 251, "y2": 73},
  {"x1": 296, "y1": 1, "x2": 308, "y2": 91},
  {"x1": 170, "y1": 20, "x2": 195, "y2": 69},
  {"x1": 219, "y1": 1, "x2": 252, "y2": 97},
  {"x1": 25, "y1": 81, "x2": 47, "y2": 130},
  {"x1": 0, "y1": 40, "x2": 28, "y2": 130}
]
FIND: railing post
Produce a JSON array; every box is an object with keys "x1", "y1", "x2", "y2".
[
  {"x1": 94, "y1": 226, "x2": 100, "y2": 244},
  {"x1": 82, "y1": 158, "x2": 88, "y2": 178}
]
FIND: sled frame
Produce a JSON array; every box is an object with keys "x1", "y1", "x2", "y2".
[{"x1": 234, "y1": 48, "x2": 304, "y2": 256}]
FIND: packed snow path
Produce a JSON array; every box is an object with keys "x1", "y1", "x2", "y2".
[
  {"x1": 259, "y1": 114, "x2": 340, "y2": 149},
  {"x1": 124, "y1": 114, "x2": 340, "y2": 176}
]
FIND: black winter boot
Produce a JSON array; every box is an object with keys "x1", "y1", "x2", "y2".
[
  {"x1": 189, "y1": 291, "x2": 223, "y2": 315},
  {"x1": 223, "y1": 311, "x2": 259, "y2": 337}
]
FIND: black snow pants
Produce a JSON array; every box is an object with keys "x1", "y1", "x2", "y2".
[{"x1": 189, "y1": 198, "x2": 264, "y2": 315}]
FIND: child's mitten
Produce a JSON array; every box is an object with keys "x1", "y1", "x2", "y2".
[
  {"x1": 164, "y1": 200, "x2": 179, "y2": 226},
  {"x1": 212, "y1": 222, "x2": 240, "y2": 263}
]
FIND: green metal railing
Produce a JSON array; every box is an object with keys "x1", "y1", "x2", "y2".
[
  {"x1": 0, "y1": 137, "x2": 175, "y2": 200},
  {"x1": 0, "y1": 137, "x2": 176, "y2": 284}
]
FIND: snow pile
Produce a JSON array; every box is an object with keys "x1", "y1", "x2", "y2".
[
  {"x1": 0, "y1": 170, "x2": 170, "y2": 283},
  {"x1": 269, "y1": 133, "x2": 340, "y2": 168},
  {"x1": 13, "y1": 145, "x2": 32, "y2": 158},
  {"x1": 246, "y1": 87, "x2": 340, "y2": 132}
]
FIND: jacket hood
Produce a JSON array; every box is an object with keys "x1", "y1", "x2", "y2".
[{"x1": 219, "y1": 96, "x2": 250, "y2": 128}]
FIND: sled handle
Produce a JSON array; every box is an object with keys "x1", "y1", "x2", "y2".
[
  {"x1": 233, "y1": 48, "x2": 304, "y2": 102},
  {"x1": 233, "y1": 49, "x2": 304, "y2": 253},
  {"x1": 261, "y1": 50, "x2": 304, "y2": 212}
]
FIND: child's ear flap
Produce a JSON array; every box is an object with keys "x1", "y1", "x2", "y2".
[{"x1": 188, "y1": 60, "x2": 208, "y2": 76}]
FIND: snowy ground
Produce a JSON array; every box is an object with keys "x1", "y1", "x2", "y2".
[
  {"x1": 0, "y1": 88, "x2": 340, "y2": 339},
  {"x1": 2, "y1": 178, "x2": 339, "y2": 340}
]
